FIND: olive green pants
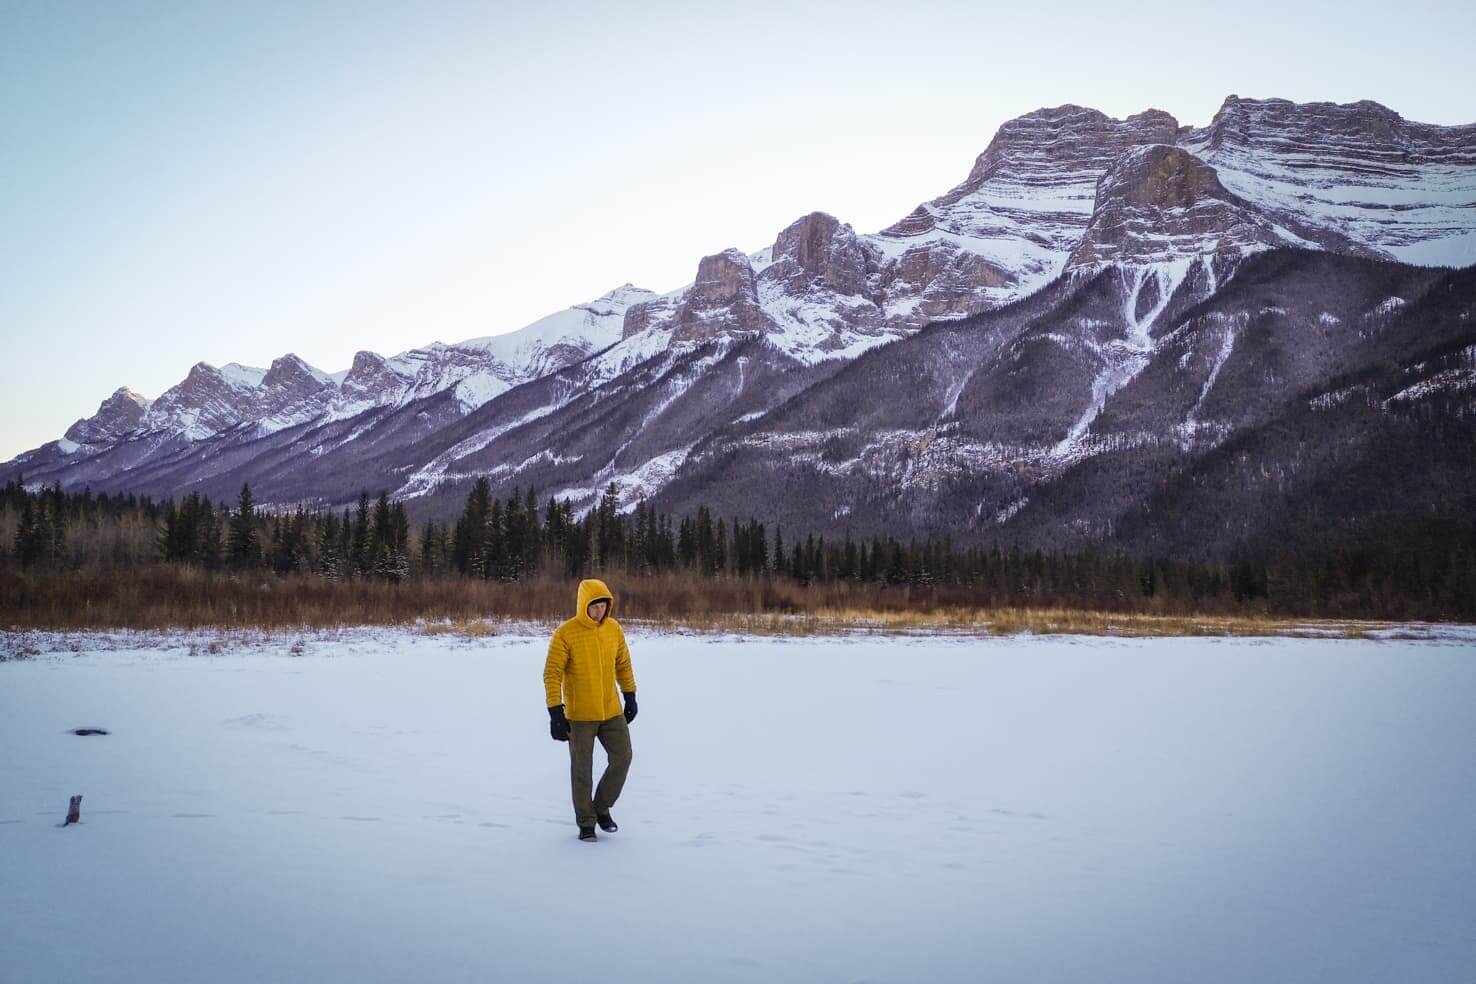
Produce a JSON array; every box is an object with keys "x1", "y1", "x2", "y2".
[{"x1": 568, "y1": 713, "x2": 633, "y2": 828}]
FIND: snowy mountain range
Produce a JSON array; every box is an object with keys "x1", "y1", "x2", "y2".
[{"x1": 6, "y1": 95, "x2": 1475, "y2": 556}]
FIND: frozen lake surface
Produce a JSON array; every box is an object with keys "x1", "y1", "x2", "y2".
[{"x1": 3, "y1": 626, "x2": 1474, "y2": 983}]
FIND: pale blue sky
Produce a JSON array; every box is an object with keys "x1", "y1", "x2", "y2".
[{"x1": 3, "y1": 0, "x2": 1473, "y2": 459}]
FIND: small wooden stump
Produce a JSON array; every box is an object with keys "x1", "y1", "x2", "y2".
[{"x1": 64, "y1": 795, "x2": 82, "y2": 825}]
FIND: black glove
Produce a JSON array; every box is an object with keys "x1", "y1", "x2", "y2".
[
  {"x1": 548, "y1": 704, "x2": 570, "y2": 742},
  {"x1": 623, "y1": 691, "x2": 638, "y2": 724}
]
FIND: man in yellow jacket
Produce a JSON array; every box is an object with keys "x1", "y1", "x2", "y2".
[{"x1": 543, "y1": 578, "x2": 637, "y2": 841}]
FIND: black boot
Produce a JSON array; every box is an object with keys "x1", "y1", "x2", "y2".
[
  {"x1": 578, "y1": 825, "x2": 597, "y2": 841},
  {"x1": 596, "y1": 811, "x2": 618, "y2": 833}
]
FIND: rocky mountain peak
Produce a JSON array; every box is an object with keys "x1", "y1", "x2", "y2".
[
  {"x1": 172, "y1": 360, "x2": 263, "y2": 394},
  {"x1": 1196, "y1": 95, "x2": 1409, "y2": 153},
  {"x1": 868, "y1": 103, "x2": 1191, "y2": 318},
  {"x1": 958, "y1": 104, "x2": 1181, "y2": 195},
  {"x1": 769, "y1": 212, "x2": 875, "y2": 295},
  {"x1": 690, "y1": 249, "x2": 756, "y2": 304},
  {"x1": 251, "y1": 358, "x2": 338, "y2": 427},
  {"x1": 773, "y1": 212, "x2": 842, "y2": 269},
  {"x1": 348, "y1": 350, "x2": 388, "y2": 375},
  {"x1": 1102, "y1": 145, "x2": 1225, "y2": 209},
  {"x1": 98, "y1": 386, "x2": 151, "y2": 410},
  {"x1": 668, "y1": 249, "x2": 770, "y2": 343},
  {"x1": 621, "y1": 296, "x2": 673, "y2": 339},
  {"x1": 141, "y1": 362, "x2": 264, "y2": 440},
  {"x1": 556, "y1": 285, "x2": 659, "y2": 344},
  {"x1": 336, "y1": 351, "x2": 403, "y2": 403},
  {"x1": 1179, "y1": 97, "x2": 1476, "y2": 266},
  {"x1": 1068, "y1": 145, "x2": 1282, "y2": 267},
  {"x1": 184, "y1": 361, "x2": 219, "y2": 383},
  {"x1": 261, "y1": 353, "x2": 332, "y2": 391},
  {"x1": 454, "y1": 285, "x2": 656, "y2": 389},
  {"x1": 593, "y1": 284, "x2": 657, "y2": 306},
  {"x1": 62, "y1": 386, "x2": 152, "y2": 446}
]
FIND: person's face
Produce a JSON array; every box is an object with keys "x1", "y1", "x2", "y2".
[{"x1": 587, "y1": 599, "x2": 609, "y2": 623}]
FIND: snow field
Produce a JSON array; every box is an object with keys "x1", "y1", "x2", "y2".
[{"x1": 2, "y1": 628, "x2": 1473, "y2": 983}]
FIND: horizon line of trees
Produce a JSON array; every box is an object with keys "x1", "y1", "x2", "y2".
[{"x1": 3, "y1": 474, "x2": 1474, "y2": 619}]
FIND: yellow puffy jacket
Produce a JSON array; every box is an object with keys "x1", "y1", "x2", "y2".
[{"x1": 544, "y1": 578, "x2": 637, "y2": 722}]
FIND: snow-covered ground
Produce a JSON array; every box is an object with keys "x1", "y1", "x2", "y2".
[{"x1": 3, "y1": 626, "x2": 1474, "y2": 983}]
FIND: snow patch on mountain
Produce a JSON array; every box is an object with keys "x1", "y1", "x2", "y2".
[
  {"x1": 1180, "y1": 96, "x2": 1476, "y2": 267},
  {"x1": 1385, "y1": 368, "x2": 1476, "y2": 405},
  {"x1": 218, "y1": 363, "x2": 267, "y2": 389},
  {"x1": 455, "y1": 284, "x2": 655, "y2": 370},
  {"x1": 549, "y1": 444, "x2": 695, "y2": 515},
  {"x1": 394, "y1": 403, "x2": 561, "y2": 500},
  {"x1": 451, "y1": 375, "x2": 511, "y2": 411},
  {"x1": 1053, "y1": 257, "x2": 1195, "y2": 458}
]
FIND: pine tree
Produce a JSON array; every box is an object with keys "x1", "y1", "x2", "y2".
[
  {"x1": 337, "y1": 508, "x2": 353, "y2": 575},
  {"x1": 677, "y1": 516, "x2": 695, "y2": 568},
  {"x1": 351, "y1": 491, "x2": 371, "y2": 576},
  {"x1": 595, "y1": 482, "x2": 619, "y2": 570},
  {"x1": 565, "y1": 513, "x2": 592, "y2": 577},
  {"x1": 484, "y1": 497, "x2": 504, "y2": 580},
  {"x1": 455, "y1": 478, "x2": 491, "y2": 576},
  {"x1": 319, "y1": 511, "x2": 342, "y2": 579},
  {"x1": 14, "y1": 498, "x2": 38, "y2": 566},
  {"x1": 268, "y1": 514, "x2": 286, "y2": 572},
  {"x1": 543, "y1": 496, "x2": 565, "y2": 548},
  {"x1": 200, "y1": 504, "x2": 223, "y2": 568},
  {"x1": 389, "y1": 501, "x2": 411, "y2": 578},
  {"x1": 523, "y1": 487, "x2": 542, "y2": 575},
  {"x1": 227, "y1": 482, "x2": 259, "y2": 567},
  {"x1": 713, "y1": 516, "x2": 727, "y2": 576}
]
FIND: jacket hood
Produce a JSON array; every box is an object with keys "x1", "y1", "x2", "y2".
[{"x1": 576, "y1": 578, "x2": 615, "y2": 628}]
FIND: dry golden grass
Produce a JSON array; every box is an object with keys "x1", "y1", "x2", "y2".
[
  {"x1": 419, "y1": 608, "x2": 1395, "y2": 639},
  {"x1": 621, "y1": 607, "x2": 1389, "y2": 638},
  {"x1": 421, "y1": 618, "x2": 500, "y2": 637}
]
